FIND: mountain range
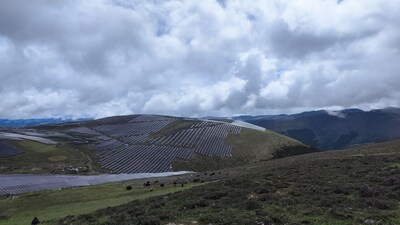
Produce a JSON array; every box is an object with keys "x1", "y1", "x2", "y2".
[{"x1": 236, "y1": 107, "x2": 400, "y2": 150}]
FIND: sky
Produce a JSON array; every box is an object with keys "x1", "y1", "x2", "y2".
[{"x1": 0, "y1": 0, "x2": 399, "y2": 119}]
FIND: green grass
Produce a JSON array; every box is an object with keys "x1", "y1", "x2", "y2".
[
  {"x1": 0, "y1": 180, "x2": 203, "y2": 225},
  {"x1": 172, "y1": 128, "x2": 306, "y2": 171},
  {"x1": 0, "y1": 140, "x2": 87, "y2": 174},
  {"x1": 57, "y1": 140, "x2": 400, "y2": 225}
]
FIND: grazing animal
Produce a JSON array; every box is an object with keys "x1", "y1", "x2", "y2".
[
  {"x1": 160, "y1": 184, "x2": 165, "y2": 187},
  {"x1": 31, "y1": 216, "x2": 40, "y2": 225}
]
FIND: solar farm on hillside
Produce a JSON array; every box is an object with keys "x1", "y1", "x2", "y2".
[{"x1": 68, "y1": 115, "x2": 241, "y2": 173}]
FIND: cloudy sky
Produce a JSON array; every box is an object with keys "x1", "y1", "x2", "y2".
[{"x1": 0, "y1": 0, "x2": 399, "y2": 119}]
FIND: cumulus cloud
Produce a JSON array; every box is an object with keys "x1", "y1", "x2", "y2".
[{"x1": 0, "y1": 0, "x2": 399, "y2": 118}]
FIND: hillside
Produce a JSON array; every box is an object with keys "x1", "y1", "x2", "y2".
[
  {"x1": 237, "y1": 108, "x2": 400, "y2": 150},
  {"x1": 56, "y1": 139, "x2": 400, "y2": 225},
  {"x1": 0, "y1": 115, "x2": 310, "y2": 174}
]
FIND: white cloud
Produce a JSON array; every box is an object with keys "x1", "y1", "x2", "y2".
[{"x1": 0, "y1": 0, "x2": 399, "y2": 118}]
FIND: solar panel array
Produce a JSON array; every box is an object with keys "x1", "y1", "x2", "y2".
[
  {"x1": 92, "y1": 120, "x2": 173, "y2": 138},
  {"x1": 68, "y1": 127, "x2": 102, "y2": 136},
  {"x1": 73, "y1": 117, "x2": 242, "y2": 173},
  {"x1": 93, "y1": 139, "x2": 126, "y2": 152},
  {"x1": 150, "y1": 127, "x2": 206, "y2": 147},
  {"x1": 129, "y1": 115, "x2": 173, "y2": 123},
  {"x1": 0, "y1": 181, "x2": 70, "y2": 195},
  {"x1": 0, "y1": 141, "x2": 23, "y2": 158},
  {"x1": 0, "y1": 172, "x2": 192, "y2": 195},
  {"x1": 98, "y1": 145, "x2": 193, "y2": 173},
  {"x1": 194, "y1": 124, "x2": 241, "y2": 157}
]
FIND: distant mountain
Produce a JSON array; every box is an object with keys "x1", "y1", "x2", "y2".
[
  {"x1": 0, "y1": 118, "x2": 92, "y2": 127},
  {"x1": 236, "y1": 107, "x2": 400, "y2": 150}
]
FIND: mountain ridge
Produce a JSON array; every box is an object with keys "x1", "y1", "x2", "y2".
[{"x1": 236, "y1": 107, "x2": 400, "y2": 150}]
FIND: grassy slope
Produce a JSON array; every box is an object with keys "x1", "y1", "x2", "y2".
[
  {"x1": 1, "y1": 119, "x2": 312, "y2": 174},
  {"x1": 0, "y1": 179, "x2": 203, "y2": 225},
  {"x1": 0, "y1": 140, "x2": 88, "y2": 174},
  {"x1": 58, "y1": 140, "x2": 400, "y2": 225},
  {"x1": 172, "y1": 128, "x2": 309, "y2": 171}
]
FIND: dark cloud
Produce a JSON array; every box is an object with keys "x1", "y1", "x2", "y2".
[{"x1": 0, "y1": 0, "x2": 399, "y2": 118}]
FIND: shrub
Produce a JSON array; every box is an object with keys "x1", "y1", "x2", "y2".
[
  {"x1": 331, "y1": 184, "x2": 351, "y2": 195},
  {"x1": 381, "y1": 177, "x2": 400, "y2": 186},
  {"x1": 183, "y1": 199, "x2": 209, "y2": 209},
  {"x1": 203, "y1": 191, "x2": 228, "y2": 200},
  {"x1": 136, "y1": 216, "x2": 161, "y2": 225},
  {"x1": 244, "y1": 199, "x2": 262, "y2": 210},
  {"x1": 256, "y1": 186, "x2": 276, "y2": 194},
  {"x1": 360, "y1": 198, "x2": 396, "y2": 210},
  {"x1": 272, "y1": 146, "x2": 318, "y2": 159},
  {"x1": 359, "y1": 185, "x2": 380, "y2": 198},
  {"x1": 329, "y1": 207, "x2": 353, "y2": 219}
]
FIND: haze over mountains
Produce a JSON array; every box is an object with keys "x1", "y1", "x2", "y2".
[{"x1": 237, "y1": 107, "x2": 400, "y2": 150}]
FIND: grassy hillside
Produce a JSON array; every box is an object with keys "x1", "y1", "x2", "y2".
[
  {"x1": 172, "y1": 128, "x2": 312, "y2": 171},
  {"x1": 1, "y1": 115, "x2": 314, "y2": 174},
  {"x1": 0, "y1": 177, "x2": 204, "y2": 225},
  {"x1": 0, "y1": 140, "x2": 91, "y2": 174},
  {"x1": 57, "y1": 140, "x2": 400, "y2": 225}
]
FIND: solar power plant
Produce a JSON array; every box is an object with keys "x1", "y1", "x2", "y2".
[
  {"x1": 68, "y1": 127, "x2": 103, "y2": 136},
  {"x1": 98, "y1": 145, "x2": 193, "y2": 173},
  {"x1": 88, "y1": 119, "x2": 242, "y2": 173},
  {"x1": 128, "y1": 115, "x2": 174, "y2": 123},
  {"x1": 194, "y1": 124, "x2": 241, "y2": 157},
  {"x1": 0, "y1": 172, "x2": 192, "y2": 195},
  {"x1": 92, "y1": 120, "x2": 174, "y2": 138},
  {"x1": 150, "y1": 127, "x2": 206, "y2": 148},
  {"x1": 0, "y1": 141, "x2": 23, "y2": 158}
]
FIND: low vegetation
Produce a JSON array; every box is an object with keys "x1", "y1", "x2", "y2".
[
  {"x1": 0, "y1": 177, "x2": 203, "y2": 225},
  {"x1": 172, "y1": 128, "x2": 305, "y2": 171},
  {"x1": 57, "y1": 140, "x2": 400, "y2": 225},
  {"x1": 0, "y1": 140, "x2": 89, "y2": 174}
]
